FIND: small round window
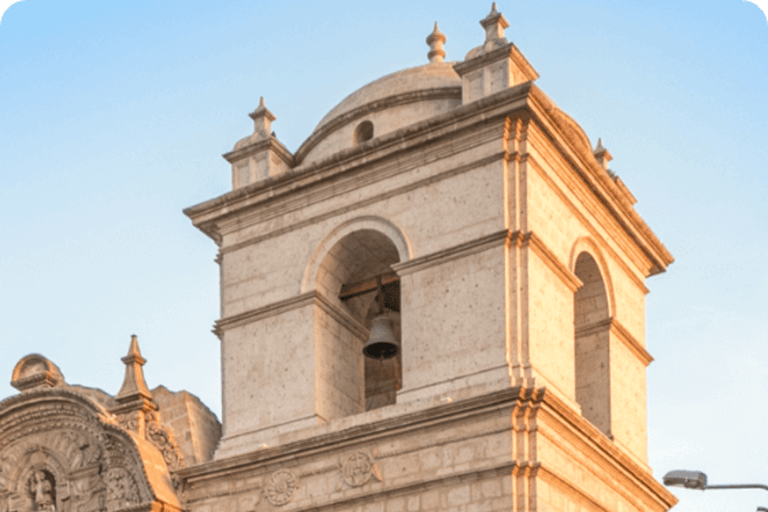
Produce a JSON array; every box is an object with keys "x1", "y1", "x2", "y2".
[{"x1": 354, "y1": 120, "x2": 374, "y2": 145}]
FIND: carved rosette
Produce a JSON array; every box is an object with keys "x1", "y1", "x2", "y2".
[
  {"x1": 263, "y1": 469, "x2": 299, "y2": 506},
  {"x1": 337, "y1": 451, "x2": 383, "y2": 491}
]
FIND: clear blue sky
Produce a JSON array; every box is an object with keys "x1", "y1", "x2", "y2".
[{"x1": 1, "y1": 2, "x2": 766, "y2": 510}]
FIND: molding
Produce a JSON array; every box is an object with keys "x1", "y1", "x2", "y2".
[
  {"x1": 392, "y1": 230, "x2": 510, "y2": 276},
  {"x1": 453, "y1": 43, "x2": 539, "y2": 82},
  {"x1": 523, "y1": 232, "x2": 582, "y2": 292},
  {"x1": 313, "y1": 292, "x2": 369, "y2": 340},
  {"x1": 575, "y1": 317, "x2": 653, "y2": 366},
  {"x1": 213, "y1": 291, "x2": 368, "y2": 341},
  {"x1": 295, "y1": 87, "x2": 462, "y2": 163},
  {"x1": 214, "y1": 292, "x2": 316, "y2": 337},
  {"x1": 223, "y1": 137, "x2": 295, "y2": 167},
  {"x1": 609, "y1": 318, "x2": 654, "y2": 366},
  {"x1": 524, "y1": 149, "x2": 650, "y2": 295},
  {"x1": 218, "y1": 151, "x2": 506, "y2": 257}
]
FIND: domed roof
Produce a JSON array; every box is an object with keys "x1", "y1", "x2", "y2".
[{"x1": 313, "y1": 61, "x2": 461, "y2": 133}]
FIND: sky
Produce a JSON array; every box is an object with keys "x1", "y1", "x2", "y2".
[{"x1": 1, "y1": 1, "x2": 766, "y2": 511}]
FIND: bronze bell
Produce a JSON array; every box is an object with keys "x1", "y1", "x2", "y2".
[{"x1": 363, "y1": 315, "x2": 399, "y2": 359}]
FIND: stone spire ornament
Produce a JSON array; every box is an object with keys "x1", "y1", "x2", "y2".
[
  {"x1": 248, "y1": 96, "x2": 276, "y2": 140},
  {"x1": 116, "y1": 334, "x2": 153, "y2": 403},
  {"x1": 426, "y1": 22, "x2": 446, "y2": 63},
  {"x1": 593, "y1": 138, "x2": 614, "y2": 172},
  {"x1": 480, "y1": 2, "x2": 509, "y2": 43},
  {"x1": 113, "y1": 335, "x2": 157, "y2": 436}
]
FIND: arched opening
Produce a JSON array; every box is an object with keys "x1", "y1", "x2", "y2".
[
  {"x1": 315, "y1": 229, "x2": 402, "y2": 414},
  {"x1": 573, "y1": 252, "x2": 611, "y2": 435},
  {"x1": 353, "y1": 120, "x2": 374, "y2": 145}
]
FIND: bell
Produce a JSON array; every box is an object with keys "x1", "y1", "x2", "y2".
[{"x1": 363, "y1": 315, "x2": 399, "y2": 359}]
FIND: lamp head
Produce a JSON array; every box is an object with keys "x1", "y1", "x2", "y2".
[{"x1": 663, "y1": 470, "x2": 708, "y2": 490}]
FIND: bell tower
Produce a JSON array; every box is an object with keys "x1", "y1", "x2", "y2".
[{"x1": 183, "y1": 5, "x2": 676, "y2": 512}]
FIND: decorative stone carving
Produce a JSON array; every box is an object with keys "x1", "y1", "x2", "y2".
[
  {"x1": 337, "y1": 451, "x2": 382, "y2": 490},
  {"x1": 145, "y1": 412, "x2": 184, "y2": 471},
  {"x1": 105, "y1": 467, "x2": 139, "y2": 511},
  {"x1": 27, "y1": 469, "x2": 55, "y2": 511},
  {"x1": 263, "y1": 469, "x2": 298, "y2": 506}
]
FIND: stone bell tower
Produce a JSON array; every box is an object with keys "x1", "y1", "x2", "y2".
[{"x1": 182, "y1": 4, "x2": 676, "y2": 512}]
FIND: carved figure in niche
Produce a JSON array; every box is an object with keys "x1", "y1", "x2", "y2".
[{"x1": 27, "y1": 470, "x2": 55, "y2": 511}]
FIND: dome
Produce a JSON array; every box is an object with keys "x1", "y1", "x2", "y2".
[
  {"x1": 296, "y1": 61, "x2": 462, "y2": 164},
  {"x1": 315, "y1": 61, "x2": 461, "y2": 131}
]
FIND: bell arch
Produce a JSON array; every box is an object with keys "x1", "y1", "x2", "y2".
[
  {"x1": 301, "y1": 215, "x2": 411, "y2": 294},
  {"x1": 307, "y1": 218, "x2": 409, "y2": 417},
  {"x1": 572, "y1": 244, "x2": 612, "y2": 436}
]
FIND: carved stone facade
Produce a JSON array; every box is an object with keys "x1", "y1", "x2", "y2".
[
  {"x1": 0, "y1": 347, "x2": 220, "y2": 512},
  {"x1": 3, "y1": 4, "x2": 677, "y2": 512}
]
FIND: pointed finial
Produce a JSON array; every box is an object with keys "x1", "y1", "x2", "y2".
[
  {"x1": 595, "y1": 138, "x2": 606, "y2": 152},
  {"x1": 116, "y1": 334, "x2": 153, "y2": 404},
  {"x1": 426, "y1": 21, "x2": 447, "y2": 63},
  {"x1": 593, "y1": 137, "x2": 613, "y2": 171},
  {"x1": 480, "y1": 2, "x2": 509, "y2": 42},
  {"x1": 249, "y1": 96, "x2": 276, "y2": 140}
]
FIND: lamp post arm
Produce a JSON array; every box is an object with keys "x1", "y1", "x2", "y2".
[{"x1": 705, "y1": 484, "x2": 768, "y2": 492}]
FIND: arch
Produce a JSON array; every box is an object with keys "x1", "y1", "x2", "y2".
[
  {"x1": 568, "y1": 237, "x2": 615, "y2": 318},
  {"x1": 301, "y1": 215, "x2": 412, "y2": 294},
  {"x1": 570, "y1": 238, "x2": 613, "y2": 436}
]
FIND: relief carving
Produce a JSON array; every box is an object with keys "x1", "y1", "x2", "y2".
[
  {"x1": 27, "y1": 469, "x2": 55, "y2": 511},
  {"x1": 336, "y1": 451, "x2": 382, "y2": 491},
  {"x1": 105, "y1": 467, "x2": 139, "y2": 511},
  {"x1": 144, "y1": 412, "x2": 183, "y2": 472},
  {"x1": 263, "y1": 469, "x2": 298, "y2": 506}
]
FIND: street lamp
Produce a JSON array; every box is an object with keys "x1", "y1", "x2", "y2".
[
  {"x1": 663, "y1": 470, "x2": 768, "y2": 491},
  {"x1": 664, "y1": 470, "x2": 768, "y2": 511}
]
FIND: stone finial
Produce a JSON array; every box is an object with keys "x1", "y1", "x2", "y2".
[
  {"x1": 248, "y1": 96, "x2": 277, "y2": 140},
  {"x1": 426, "y1": 22, "x2": 446, "y2": 63},
  {"x1": 11, "y1": 354, "x2": 65, "y2": 392},
  {"x1": 593, "y1": 138, "x2": 614, "y2": 171},
  {"x1": 115, "y1": 334, "x2": 153, "y2": 404},
  {"x1": 480, "y1": 2, "x2": 509, "y2": 42}
]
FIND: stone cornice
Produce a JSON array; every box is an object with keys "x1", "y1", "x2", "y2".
[
  {"x1": 213, "y1": 291, "x2": 368, "y2": 341},
  {"x1": 575, "y1": 317, "x2": 653, "y2": 366},
  {"x1": 295, "y1": 87, "x2": 462, "y2": 163},
  {"x1": 522, "y1": 231, "x2": 583, "y2": 292},
  {"x1": 392, "y1": 230, "x2": 510, "y2": 276},
  {"x1": 453, "y1": 42, "x2": 539, "y2": 82},
  {"x1": 526, "y1": 86, "x2": 673, "y2": 275},
  {"x1": 183, "y1": 82, "x2": 535, "y2": 229},
  {"x1": 222, "y1": 137, "x2": 294, "y2": 167},
  {"x1": 177, "y1": 385, "x2": 675, "y2": 510},
  {"x1": 537, "y1": 388, "x2": 676, "y2": 508},
  {"x1": 216, "y1": 151, "x2": 506, "y2": 257},
  {"x1": 178, "y1": 386, "x2": 540, "y2": 481}
]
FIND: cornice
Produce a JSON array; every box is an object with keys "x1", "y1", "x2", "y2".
[
  {"x1": 392, "y1": 230, "x2": 510, "y2": 276},
  {"x1": 213, "y1": 291, "x2": 367, "y2": 341},
  {"x1": 536, "y1": 388, "x2": 677, "y2": 509},
  {"x1": 523, "y1": 153, "x2": 650, "y2": 294},
  {"x1": 178, "y1": 386, "x2": 540, "y2": 481},
  {"x1": 216, "y1": 150, "x2": 506, "y2": 256},
  {"x1": 526, "y1": 86, "x2": 673, "y2": 275},
  {"x1": 222, "y1": 137, "x2": 295, "y2": 167},
  {"x1": 295, "y1": 87, "x2": 462, "y2": 163},
  {"x1": 522, "y1": 231, "x2": 583, "y2": 292},
  {"x1": 453, "y1": 42, "x2": 539, "y2": 82},
  {"x1": 574, "y1": 317, "x2": 653, "y2": 366},
  {"x1": 183, "y1": 82, "x2": 535, "y2": 228}
]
